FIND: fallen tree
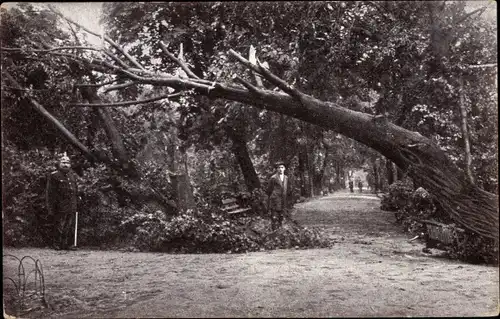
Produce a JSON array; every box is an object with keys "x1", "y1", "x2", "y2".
[{"x1": 2, "y1": 6, "x2": 498, "y2": 243}]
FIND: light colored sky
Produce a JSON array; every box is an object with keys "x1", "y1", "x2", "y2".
[
  {"x1": 1, "y1": 2, "x2": 105, "y2": 44},
  {"x1": 1, "y1": 2, "x2": 104, "y2": 31}
]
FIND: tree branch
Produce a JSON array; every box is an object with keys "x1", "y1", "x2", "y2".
[
  {"x1": 234, "y1": 76, "x2": 261, "y2": 95},
  {"x1": 74, "y1": 79, "x2": 118, "y2": 88},
  {"x1": 68, "y1": 92, "x2": 182, "y2": 107},
  {"x1": 229, "y1": 49, "x2": 307, "y2": 103},
  {"x1": 103, "y1": 50, "x2": 132, "y2": 70},
  {"x1": 468, "y1": 63, "x2": 497, "y2": 69},
  {"x1": 3, "y1": 70, "x2": 98, "y2": 162},
  {"x1": 1, "y1": 46, "x2": 102, "y2": 53},
  {"x1": 455, "y1": 6, "x2": 488, "y2": 25},
  {"x1": 159, "y1": 41, "x2": 200, "y2": 79}
]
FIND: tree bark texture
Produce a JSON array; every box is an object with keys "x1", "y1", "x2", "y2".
[
  {"x1": 386, "y1": 159, "x2": 395, "y2": 186},
  {"x1": 226, "y1": 126, "x2": 261, "y2": 192},
  {"x1": 459, "y1": 78, "x2": 474, "y2": 184},
  {"x1": 79, "y1": 87, "x2": 133, "y2": 173}
]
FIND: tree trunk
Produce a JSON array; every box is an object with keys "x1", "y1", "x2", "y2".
[
  {"x1": 386, "y1": 159, "x2": 395, "y2": 185},
  {"x1": 226, "y1": 126, "x2": 261, "y2": 192},
  {"x1": 396, "y1": 167, "x2": 405, "y2": 180},
  {"x1": 307, "y1": 145, "x2": 315, "y2": 197},
  {"x1": 63, "y1": 43, "x2": 498, "y2": 241},
  {"x1": 165, "y1": 129, "x2": 195, "y2": 211},
  {"x1": 459, "y1": 78, "x2": 474, "y2": 184},
  {"x1": 192, "y1": 85, "x2": 497, "y2": 240},
  {"x1": 298, "y1": 149, "x2": 307, "y2": 197},
  {"x1": 4, "y1": 71, "x2": 97, "y2": 162},
  {"x1": 79, "y1": 87, "x2": 135, "y2": 174},
  {"x1": 372, "y1": 159, "x2": 379, "y2": 194},
  {"x1": 335, "y1": 162, "x2": 342, "y2": 190}
]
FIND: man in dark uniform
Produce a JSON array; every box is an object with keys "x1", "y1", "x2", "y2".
[
  {"x1": 266, "y1": 161, "x2": 292, "y2": 230},
  {"x1": 46, "y1": 153, "x2": 78, "y2": 250}
]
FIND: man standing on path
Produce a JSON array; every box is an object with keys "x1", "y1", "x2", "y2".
[
  {"x1": 348, "y1": 179, "x2": 354, "y2": 193},
  {"x1": 266, "y1": 161, "x2": 292, "y2": 230},
  {"x1": 46, "y1": 153, "x2": 79, "y2": 251}
]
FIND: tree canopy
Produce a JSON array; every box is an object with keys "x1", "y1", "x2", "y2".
[{"x1": 1, "y1": 2, "x2": 498, "y2": 244}]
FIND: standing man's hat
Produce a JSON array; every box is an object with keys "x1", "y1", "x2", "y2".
[
  {"x1": 59, "y1": 152, "x2": 70, "y2": 162},
  {"x1": 274, "y1": 160, "x2": 286, "y2": 167}
]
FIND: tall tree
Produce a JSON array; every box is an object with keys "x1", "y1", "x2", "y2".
[{"x1": 2, "y1": 2, "x2": 497, "y2": 241}]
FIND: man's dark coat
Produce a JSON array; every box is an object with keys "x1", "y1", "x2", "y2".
[
  {"x1": 46, "y1": 170, "x2": 78, "y2": 217},
  {"x1": 266, "y1": 173, "x2": 292, "y2": 212}
]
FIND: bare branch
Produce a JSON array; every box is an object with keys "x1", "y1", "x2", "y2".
[
  {"x1": 1, "y1": 46, "x2": 102, "y2": 53},
  {"x1": 159, "y1": 41, "x2": 200, "y2": 79},
  {"x1": 234, "y1": 76, "x2": 261, "y2": 95},
  {"x1": 50, "y1": 52, "x2": 122, "y2": 72},
  {"x1": 4, "y1": 86, "x2": 51, "y2": 92},
  {"x1": 66, "y1": 20, "x2": 82, "y2": 46},
  {"x1": 103, "y1": 50, "x2": 132, "y2": 69},
  {"x1": 468, "y1": 63, "x2": 497, "y2": 69},
  {"x1": 47, "y1": 4, "x2": 146, "y2": 71},
  {"x1": 68, "y1": 92, "x2": 182, "y2": 107},
  {"x1": 117, "y1": 68, "x2": 211, "y2": 91},
  {"x1": 455, "y1": 6, "x2": 488, "y2": 25},
  {"x1": 74, "y1": 80, "x2": 118, "y2": 88},
  {"x1": 228, "y1": 49, "x2": 306, "y2": 102}
]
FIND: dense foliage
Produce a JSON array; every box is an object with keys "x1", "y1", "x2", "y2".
[
  {"x1": 118, "y1": 208, "x2": 332, "y2": 254},
  {"x1": 382, "y1": 181, "x2": 497, "y2": 264},
  {"x1": 1, "y1": 2, "x2": 497, "y2": 260}
]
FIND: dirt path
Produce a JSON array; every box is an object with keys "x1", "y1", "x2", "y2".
[{"x1": 3, "y1": 190, "x2": 499, "y2": 317}]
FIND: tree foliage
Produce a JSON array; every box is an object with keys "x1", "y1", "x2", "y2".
[{"x1": 1, "y1": 2, "x2": 497, "y2": 253}]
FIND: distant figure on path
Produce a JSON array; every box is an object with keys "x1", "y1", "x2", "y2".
[
  {"x1": 358, "y1": 180, "x2": 363, "y2": 193},
  {"x1": 266, "y1": 161, "x2": 292, "y2": 230},
  {"x1": 348, "y1": 179, "x2": 354, "y2": 193},
  {"x1": 46, "y1": 153, "x2": 79, "y2": 251}
]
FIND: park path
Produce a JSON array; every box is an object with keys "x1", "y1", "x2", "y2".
[{"x1": 3, "y1": 190, "x2": 499, "y2": 318}]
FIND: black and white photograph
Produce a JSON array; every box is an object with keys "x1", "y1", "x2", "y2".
[{"x1": 2, "y1": 1, "x2": 498, "y2": 317}]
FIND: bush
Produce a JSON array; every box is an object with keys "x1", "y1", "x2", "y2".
[
  {"x1": 2, "y1": 144, "x2": 56, "y2": 247},
  {"x1": 383, "y1": 180, "x2": 497, "y2": 265},
  {"x1": 448, "y1": 231, "x2": 499, "y2": 265},
  {"x1": 394, "y1": 187, "x2": 453, "y2": 235},
  {"x1": 380, "y1": 179, "x2": 414, "y2": 212},
  {"x1": 119, "y1": 206, "x2": 332, "y2": 253}
]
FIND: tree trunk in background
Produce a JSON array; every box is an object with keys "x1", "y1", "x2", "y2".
[
  {"x1": 298, "y1": 149, "x2": 308, "y2": 197},
  {"x1": 372, "y1": 159, "x2": 380, "y2": 194},
  {"x1": 80, "y1": 87, "x2": 141, "y2": 177},
  {"x1": 315, "y1": 145, "x2": 330, "y2": 193},
  {"x1": 396, "y1": 167, "x2": 405, "y2": 180},
  {"x1": 307, "y1": 146, "x2": 315, "y2": 197},
  {"x1": 386, "y1": 159, "x2": 395, "y2": 185},
  {"x1": 335, "y1": 162, "x2": 343, "y2": 190},
  {"x1": 167, "y1": 128, "x2": 195, "y2": 211},
  {"x1": 96, "y1": 107, "x2": 136, "y2": 174},
  {"x1": 459, "y1": 78, "x2": 474, "y2": 184},
  {"x1": 227, "y1": 126, "x2": 261, "y2": 192}
]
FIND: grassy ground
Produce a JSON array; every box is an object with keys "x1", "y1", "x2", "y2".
[{"x1": 3, "y1": 190, "x2": 499, "y2": 318}]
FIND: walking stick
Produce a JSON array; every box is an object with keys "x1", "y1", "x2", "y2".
[{"x1": 74, "y1": 211, "x2": 78, "y2": 247}]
